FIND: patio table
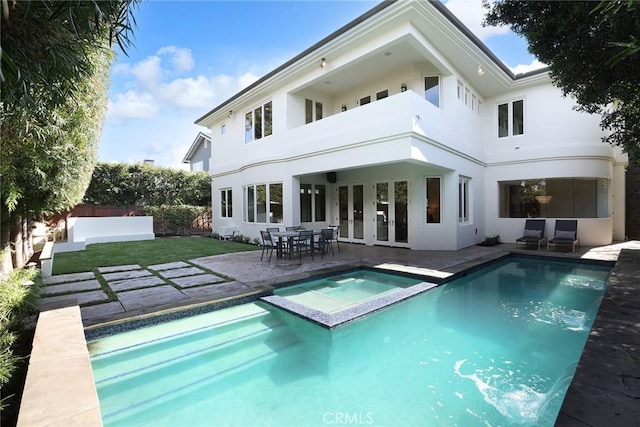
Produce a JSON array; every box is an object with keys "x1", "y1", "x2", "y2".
[{"x1": 271, "y1": 230, "x2": 321, "y2": 259}]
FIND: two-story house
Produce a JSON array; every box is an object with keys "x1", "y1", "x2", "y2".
[{"x1": 195, "y1": 0, "x2": 627, "y2": 250}]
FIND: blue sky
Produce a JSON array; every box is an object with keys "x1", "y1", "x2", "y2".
[{"x1": 100, "y1": 0, "x2": 544, "y2": 169}]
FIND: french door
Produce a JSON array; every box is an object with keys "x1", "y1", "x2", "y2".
[
  {"x1": 374, "y1": 180, "x2": 409, "y2": 246},
  {"x1": 338, "y1": 184, "x2": 365, "y2": 244}
]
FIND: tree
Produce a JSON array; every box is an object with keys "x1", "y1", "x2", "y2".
[{"x1": 485, "y1": 0, "x2": 640, "y2": 162}]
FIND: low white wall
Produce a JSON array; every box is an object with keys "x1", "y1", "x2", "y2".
[{"x1": 67, "y1": 216, "x2": 155, "y2": 244}]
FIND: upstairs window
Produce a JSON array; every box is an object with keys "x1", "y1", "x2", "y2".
[
  {"x1": 498, "y1": 99, "x2": 524, "y2": 138},
  {"x1": 424, "y1": 76, "x2": 440, "y2": 107},
  {"x1": 305, "y1": 99, "x2": 323, "y2": 124},
  {"x1": 245, "y1": 101, "x2": 272, "y2": 143}
]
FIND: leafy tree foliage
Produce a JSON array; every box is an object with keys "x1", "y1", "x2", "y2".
[
  {"x1": 83, "y1": 163, "x2": 212, "y2": 207},
  {"x1": 485, "y1": 0, "x2": 640, "y2": 161}
]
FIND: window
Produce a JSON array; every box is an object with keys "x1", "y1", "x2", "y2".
[
  {"x1": 458, "y1": 177, "x2": 470, "y2": 223},
  {"x1": 426, "y1": 177, "x2": 441, "y2": 224},
  {"x1": 305, "y1": 99, "x2": 323, "y2": 124},
  {"x1": 244, "y1": 183, "x2": 283, "y2": 223},
  {"x1": 221, "y1": 189, "x2": 232, "y2": 218},
  {"x1": 497, "y1": 99, "x2": 524, "y2": 138},
  {"x1": 424, "y1": 76, "x2": 439, "y2": 107},
  {"x1": 300, "y1": 184, "x2": 326, "y2": 223},
  {"x1": 221, "y1": 124, "x2": 226, "y2": 135},
  {"x1": 472, "y1": 94, "x2": 477, "y2": 111},
  {"x1": 498, "y1": 178, "x2": 609, "y2": 218},
  {"x1": 376, "y1": 90, "x2": 388, "y2": 100},
  {"x1": 245, "y1": 101, "x2": 272, "y2": 143},
  {"x1": 359, "y1": 95, "x2": 371, "y2": 106},
  {"x1": 457, "y1": 80, "x2": 463, "y2": 100},
  {"x1": 464, "y1": 87, "x2": 470, "y2": 106}
]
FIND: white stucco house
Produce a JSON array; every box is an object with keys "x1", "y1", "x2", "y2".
[
  {"x1": 182, "y1": 131, "x2": 212, "y2": 172},
  {"x1": 195, "y1": 0, "x2": 627, "y2": 250}
]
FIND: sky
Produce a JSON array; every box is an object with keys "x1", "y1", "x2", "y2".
[{"x1": 99, "y1": 0, "x2": 545, "y2": 169}]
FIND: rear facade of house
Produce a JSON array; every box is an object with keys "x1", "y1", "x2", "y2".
[{"x1": 195, "y1": 0, "x2": 627, "y2": 250}]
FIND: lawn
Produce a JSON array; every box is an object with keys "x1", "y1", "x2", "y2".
[{"x1": 52, "y1": 236, "x2": 259, "y2": 274}]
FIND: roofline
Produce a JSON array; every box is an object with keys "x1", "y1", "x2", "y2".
[
  {"x1": 195, "y1": 0, "x2": 547, "y2": 125},
  {"x1": 182, "y1": 131, "x2": 211, "y2": 163}
]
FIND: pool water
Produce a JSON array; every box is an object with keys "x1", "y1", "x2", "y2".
[
  {"x1": 275, "y1": 269, "x2": 422, "y2": 313},
  {"x1": 88, "y1": 257, "x2": 610, "y2": 426}
]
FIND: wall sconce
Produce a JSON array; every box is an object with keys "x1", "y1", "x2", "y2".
[
  {"x1": 227, "y1": 110, "x2": 233, "y2": 118},
  {"x1": 341, "y1": 104, "x2": 347, "y2": 112},
  {"x1": 320, "y1": 58, "x2": 327, "y2": 69},
  {"x1": 400, "y1": 83, "x2": 407, "y2": 92},
  {"x1": 477, "y1": 65, "x2": 485, "y2": 76}
]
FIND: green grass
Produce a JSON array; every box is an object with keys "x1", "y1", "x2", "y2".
[{"x1": 52, "y1": 236, "x2": 259, "y2": 274}]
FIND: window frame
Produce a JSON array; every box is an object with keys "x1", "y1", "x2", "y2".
[
  {"x1": 220, "y1": 188, "x2": 232, "y2": 218},
  {"x1": 497, "y1": 98, "x2": 525, "y2": 138},
  {"x1": 458, "y1": 176, "x2": 470, "y2": 223},
  {"x1": 243, "y1": 182, "x2": 283, "y2": 224},
  {"x1": 300, "y1": 183, "x2": 327, "y2": 223},
  {"x1": 423, "y1": 75, "x2": 440, "y2": 108},
  {"x1": 245, "y1": 100, "x2": 273, "y2": 143},
  {"x1": 305, "y1": 98, "x2": 323, "y2": 124},
  {"x1": 425, "y1": 176, "x2": 442, "y2": 224}
]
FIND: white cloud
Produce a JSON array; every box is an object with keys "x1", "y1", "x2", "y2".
[
  {"x1": 158, "y1": 46, "x2": 195, "y2": 73},
  {"x1": 238, "y1": 71, "x2": 260, "y2": 90},
  {"x1": 131, "y1": 56, "x2": 163, "y2": 91},
  {"x1": 444, "y1": 0, "x2": 510, "y2": 41},
  {"x1": 107, "y1": 91, "x2": 158, "y2": 121},
  {"x1": 510, "y1": 59, "x2": 548, "y2": 75}
]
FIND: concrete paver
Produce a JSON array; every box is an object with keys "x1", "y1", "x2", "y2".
[
  {"x1": 45, "y1": 271, "x2": 95, "y2": 284},
  {"x1": 80, "y1": 302, "x2": 125, "y2": 320},
  {"x1": 158, "y1": 266, "x2": 206, "y2": 279},
  {"x1": 98, "y1": 264, "x2": 142, "y2": 273},
  {"x1": 109, "y1": 276, "x2": 166, "y2": 292},
  {"x1": 41, "y1": 279, "x2": 102, "y2": 296},
  {"x1": 148, "y1": 261, "x2": 190, "y2": 271},
  {"x1": 101, "y1": 269, "x2": 151, "y2": 281},
  {"x1": 171, "y1": 274, "x2": 226, "y2": 288},
  {"x1": 116, "y1": 285, "x2": 189, "y2": 311},
  {"x1": 180, "y1": 282, "x2": 253, "y2": 299},
  {"x1": 40, "y1": 290, "x2": 110, "y2": 311}
]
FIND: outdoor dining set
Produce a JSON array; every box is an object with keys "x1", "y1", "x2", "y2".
[{"x1": 260, "y1": 226, "x2": 340, "y2": 262}]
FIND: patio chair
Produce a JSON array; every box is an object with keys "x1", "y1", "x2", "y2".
[
  {"x1": 329, "y1": 225, "x2": 340, "y2": 252},
  {"x1": 266, "y1": 227, "x2": 280, "y2": 232},
  {"x1": 260, "y1": 230, "x2": 277, "y2": 262},
  {"x1": 515, "y1": 219, "x2": 547, "y2": 250},
  {"x1": 315, "y1": 228, "x2": 335, "y2": 257},
  {"x1": 547, "y1": 220, "x2": 580, "y2": 252},
  {"x1": 291, "y1": 229, "x2": 314, "y2": 261},
  {"x1": 285, "y1": 226, "x2": 298, "y2": 231}
]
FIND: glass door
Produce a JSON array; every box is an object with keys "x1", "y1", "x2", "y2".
[
  {"x1": 375, "y1": 180, "x2": 409, "y2": 246},
  {"x1": 338, "y1": 184, "x2": 365, "y2": 243}
]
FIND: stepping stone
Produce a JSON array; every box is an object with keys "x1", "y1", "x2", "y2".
[
  {"x1": 102, "y1": 269, "x2": 151, "y2": 282},
  {"x1": 171, "y1": 274, "x2": 225, "y2": 288},
  {"x1": 110, "y1": 276, "x2": 166, "y2": 292},
  {"x1": 46, "y1": 272, "x2": 95, "y2": 285},
  {"x1": 181, "y1": 282, "x2": 252, "y2": 299},
  {"x1": 148, "y1": 261, "x2": 190, "y2": 271},
  {"x1": 98, "y1": 264, "x2": 143, "y2": 273},
  {"x1": 117, "y1": 285, "x2": 188, "y2": 311},
  {"x1": 40, "y1": 290, "x2": 110, "y2": 311},
  {"x1": 81, "y1": 302, "x2": 125, "y2": 320},
  {"x1": 159, "y1": 267, "x2": 205, "y2": 279},
  {"x1": 41, "y1": 279, "x2": 102, "y2": 296}
]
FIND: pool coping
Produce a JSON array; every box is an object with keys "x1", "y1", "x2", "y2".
[{"x1": 18, "y1": 248, "x2": 638, "y2": 426}]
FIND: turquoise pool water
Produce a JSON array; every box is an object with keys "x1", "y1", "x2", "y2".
[{"x1": 88, "y1": 257, "x2": 610, "y2": 426}]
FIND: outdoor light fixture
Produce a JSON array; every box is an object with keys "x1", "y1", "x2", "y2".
[
  {"x1": 400, "y1": 83, "x2": 407, "y2": 92},
  {"x1": 341, "y1": 104, "x2": 347, "y2": 112},
  {"x1": 228, "y1": 110, "x2": 233, "y2": 118},
  {"x1": 320, "y1": 58, "x2": 327, "y2": 69},
  {"x1": 477, "y1": 65, "x2": 485, "y2": 76}
]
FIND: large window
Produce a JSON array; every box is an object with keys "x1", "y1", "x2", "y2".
[
  {"x1": 300, "y1": 184, "x2": 326, "y2": 223},
  {"x1": 220, "y1": 189, "x2": 232, "y2": 218},
  {"x1": 244, "y1": 183, "x2": 283, "y2": 223},
  {"x1": 498, "y1": 99, "x2": 524, "y2": 138},
  {"x1": 305, "y1": 99, "x2": 323, "y2": 124},
  {"x1": 424, "y1": 76, "x2": 439, "y2": 107},
  {"x1": 245, "y1": 101, "x2": 272, "y2": 143},
  {"x1": 458, "y1": 177, "x2": 470, "y2": 223},
  {"x1": 498, "y1": 178, "x2": 609, "y2": 218},
  {"x1": 426, "y1": 177, "x2": 441, "y2": 224}
]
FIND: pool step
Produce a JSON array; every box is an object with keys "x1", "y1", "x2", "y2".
[{"x1": 93, "y1": 311, "x2": 302, "y2": 424}]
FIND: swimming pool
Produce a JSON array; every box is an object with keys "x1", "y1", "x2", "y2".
[{"x1": 88, "y1": 256, "x2": 611, "y2": 426}]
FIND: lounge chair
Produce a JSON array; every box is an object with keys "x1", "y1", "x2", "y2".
[
  {"x1": 547, "y1": 220, "x2": 580, "y2": 252},
  {"x1": 515, "y1": 219, "x2": 547, "y2": 250}
]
